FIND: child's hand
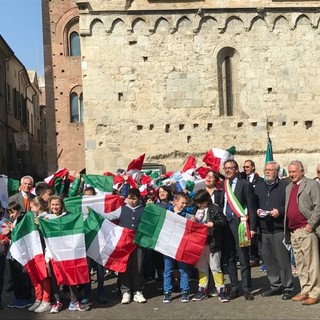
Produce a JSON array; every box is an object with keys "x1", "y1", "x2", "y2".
[
  {"x1": 190, "y1": 216, "x2": 197, "y2": 222},
  {"x1": 34, "y1": 217, "x2": 39, "y2": 225},
  {"x1": 205, "y1": 222, "x2": 214, "y2": 228}
]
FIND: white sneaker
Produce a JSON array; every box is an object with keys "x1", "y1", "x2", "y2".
[
  {"x1": 121, "y1": 292, "x2": 131, "y2": 304},
  {"x1": 28, "y1": 300, "x2": 41, "y2": 312},
  {"x1": 133, "y1": 291, "x2": 147, "y2": 303},
  {"x1": 34, "y1": 301, "x2": 51, "y2": 313}
]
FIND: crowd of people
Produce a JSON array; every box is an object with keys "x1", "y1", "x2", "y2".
[{"x1": 0, "y1": 158, "x2": 319, "y2": 314}]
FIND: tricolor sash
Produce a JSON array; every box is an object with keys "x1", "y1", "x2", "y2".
[{"x1": 224, "y1": 179, "x2": 251, "y2": 247}]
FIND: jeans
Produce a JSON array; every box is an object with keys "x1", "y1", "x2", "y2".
[{"x1": 163, "y1": 255, "x2": 189, "y2": 293}]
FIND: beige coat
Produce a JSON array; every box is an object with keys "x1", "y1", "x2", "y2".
[{"x1": 285, "y1": 176, "x2": 320, "y2": 241}]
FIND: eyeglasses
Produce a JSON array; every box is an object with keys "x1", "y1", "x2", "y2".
[
  {"x1": 224, "y1": 167, "x2": 236, "y2": 171},
  {"x1": 243, "y1": 166, "x2": 251, "y2": 169},
  {"x1": 264, "y1": 169, "x2": 276, "y2": 172}
]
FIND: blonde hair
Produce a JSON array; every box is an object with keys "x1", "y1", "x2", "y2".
[{"x1": 30, "y1": 196, "x2": 47, "y2": 213}]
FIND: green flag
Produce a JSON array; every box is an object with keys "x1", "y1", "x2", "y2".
[{"x1": 265, "y1": 137, "x2": 273, "y2": 163}]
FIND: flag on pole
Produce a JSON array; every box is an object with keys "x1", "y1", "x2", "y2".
[
  {"x1": 126, "y1": 153, "x2": 145, "y2": 180},
  {"x1": 44, "y1": 168, "x2": 69, "y2": 187},
  {"x1": 64, "y1": 194, "x2": 124, "y2": 217},
  {"x1": 9, "y1": 212, "x2": 47, "y2": 284},
  {"x1": 81, "y1": 174, "x2": 114, "y2": 194},
  {"x1": 38, "y1": 212, "x2": 89, "y2": 285},
  {"x1": 84, "y1": 209, "x2": 136, "y2": 273},
  {"x1": 134, "y1": 204, "x2": 208, "y2": 265},
  {"x1": 265, "y1": 135, "x2": 274, "y2": 163}
]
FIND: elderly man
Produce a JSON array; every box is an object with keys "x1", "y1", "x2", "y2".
[
  {"x1": 285, "y1": 160, "x2": 320, "y2": 305},
  {"x1": 8, "y1": 175, "x2": 35, "y2": 212},
  {"x1": 255, "y1": 161, "x2": 294, "y2": 300}
]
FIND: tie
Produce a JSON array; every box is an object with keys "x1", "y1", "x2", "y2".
[{"x1": 226, "y1": 181, "x2": 233, "y2": 222}]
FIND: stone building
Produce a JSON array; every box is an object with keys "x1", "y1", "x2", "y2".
[
  {"x1": 0, "y1": 35, "x2": 47, "y2": 179},
  {"x1": 43, "y1": 0, "x2": 320, "y2": 177}
]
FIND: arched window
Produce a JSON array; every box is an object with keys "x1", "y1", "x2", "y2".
[
  {"x1": 217, "y1": 47, "x2": 237, "y2": 116},
  {"x1": 70, "y1": 31, "x2": 80, "y2": 56},
  {"x1": 70, "y1": 92, "x2": 83, "y2": 123}
]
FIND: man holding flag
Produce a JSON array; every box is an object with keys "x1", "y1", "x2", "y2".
[{"x1": 221, "y1": 160, "x2": 257, "y2": 301}]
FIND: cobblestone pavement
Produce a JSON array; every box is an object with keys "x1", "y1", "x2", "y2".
[{"x1": 1, "y1": 266, "x2": 318, "y2": 320}]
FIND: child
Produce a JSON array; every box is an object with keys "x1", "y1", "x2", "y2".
[
  {"x1": 106, "y1": 188, "x2": 146, "y2": 304},
  {"x1": 35, "y1": 183, "x2": 53, "y2": 205},
  {"x1": 191, "y1": 189, "x2": 229, "y2": 303},
  {"x1": 41, "y1": 196, "x2": 89, "y2": 313},
  {"x1": 81, "y1": 187, "x2": 108, "y2": 304},
  {"x1": 28, "y1": 197, "x2": 52, "y2": 313},
  {"x1": 5, "y1": 201, "x2": 33, "y2": 309},
  {"x1": 163, "y1": 192, "x2": 191, "y2": 303}
]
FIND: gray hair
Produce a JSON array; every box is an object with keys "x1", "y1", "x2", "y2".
[
  {"x1": 288, "y1": 160, "x2": 304, "y2": 172},
  {"x1": 265, "y1": 161, "x2": 280, "y2": 173},
  {"x1": 21, "y1": 175, "x2": 34, "y2": 186}
]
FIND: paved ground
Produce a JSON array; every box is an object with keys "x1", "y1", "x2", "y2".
[{"x1": 1, "y1": 265, "x2": 319, "y2": 320}]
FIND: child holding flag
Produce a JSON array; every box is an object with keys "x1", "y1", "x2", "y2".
[{"x1": 191, "y1": 189, "x2": 229, "y2": 302}]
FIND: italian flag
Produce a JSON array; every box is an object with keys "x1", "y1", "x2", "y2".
[
  {"x1": 64, "y1": 194, "x2": 124, "y2": 217},
  {"x1": 202, "y1": 147, "x2": 235, "y2": 171},
  {"x1": 9, "y1": 212, "x2": 47, "y2": 284},
  {"x1": 81, "y1": 174, "x2": 114, "y2": 194},
  {"x1": 134, "y1": 204, "x2": 208, "y2": 265},
  {"x1": 84, "y1": 209, "x2": 136, "y2": 273},
  {"x1": 38, "y1": 212, "x2": 89, "y2": 285}
]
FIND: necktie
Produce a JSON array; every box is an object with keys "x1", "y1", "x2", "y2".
[{"x1": 225, "y1": 181, "x2": 233, "y2": 222}]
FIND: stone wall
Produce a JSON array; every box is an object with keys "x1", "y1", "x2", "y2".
[{"x1": 78, "y1": 5, "x2": 320, "y2": 176}]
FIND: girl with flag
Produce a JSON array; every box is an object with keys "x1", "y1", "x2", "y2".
[
  {"x1": 28, "y1": 196, "x2": 51, "y2": 313},
  {"x1": 40, "y1": 196, "x2": 89, "y2": 313},
  {"x1": 190, "y1": 189, "x2": 229, "y2": 303}
]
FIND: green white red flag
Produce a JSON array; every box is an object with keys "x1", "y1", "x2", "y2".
[
  {"x1": 134, "y1": 204, "x2": 208, "y2": 265},
  {"x1": 38, "y1": 212, "x2": 89, "y2": 285},
  {"x1": 84, "y1": 209, "x2": 136, "y2": 273},
  {"x1": 9, "y1": 212, "x2": 47, "y2": 284},
  {"x1": 64, "y1": 194, "x2": 124, "y2": 217},
  {"x1": 81, "y1": 174, "x2": 114, "y2": 194}
]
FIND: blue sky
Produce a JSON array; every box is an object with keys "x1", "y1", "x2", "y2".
[{"x1": 0, "y1": 0, "x2": 44, "y2": 76}]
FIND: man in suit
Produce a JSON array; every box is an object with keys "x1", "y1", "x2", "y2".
[
  {"x1": 241, "y1": 160, "x2": 264, "y2": 268},
  {"x1": 222, "y1": 160, "x2": 257, "y2": 301},
  {"x1": 8, "y1": 176, "x2": 35, "y2": 212},
  {"x1": 285, "y1": 160, "x2": 320, "y2": 306}
]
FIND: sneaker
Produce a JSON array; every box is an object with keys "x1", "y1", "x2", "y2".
[
  {"x1": 7, "y1": 299, "x2": 19, "y2": 308},
  {"x1": 121, "y1": 292, "x2": 131, "y2": 304},
  {"x1": 218, "y1": 287, "x2": 230, "y2": 303},
  {"x1": 80, "y1": 298, "x2": 93, "y2": 306},
  {"x1": 28, "y1": 300, "x2": 41, "y2": 311},
  {"x1": 98, "y1": 295, "x2": 108, "y2": 304},
  {"x1": 192, "y1": 287, "x2": 208, "y2": 301},
  {"x1": 133, "y1": 291, "x2": 147, "y2": 303},
  {"x1": 15, "y1": 299, "x2": 32, "y2": 309},
  {"x1": 50, "y1": 301, "x2": 63, "y2": 314},
  {"x1": 34, "y1": 301, "x2": 51, "y2": 313},
  {"x1": 68, "y1": 301, "x2": 89, "y2": 312},
  {"x1": 163, "y1": 292, "x2": 172, "y2": 303},
  {"x1": 260, "y1": 264, "x2": 267, "y2": 272},
  {"x1": 208, "y1": 289, "x2": 219, "y2": 297},
  {"x1": 181, "y1": 291, "x2": 190, "y2": 303}
]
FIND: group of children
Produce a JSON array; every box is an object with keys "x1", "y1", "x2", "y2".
[{"x1": 0, "y1": 172, "x2": 231, "y2": 313}]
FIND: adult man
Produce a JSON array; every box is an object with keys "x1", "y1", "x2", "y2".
[
  {"x1": 241, "y1": 160, "x2": 263, "y2": 268},
  {"x1": 242, "y1": 160, "x2": 264, "y2": 188},
  {"x1": 8, "y1": 176, "x2": 35, "y2": 212},
  {"x1": 255, "y1": 161, "x2": 294, "y2": 300},
  {"x1": 285, "y1": 160, "x2": 320, "y2": 305},
  {"x1": 222, "y1": 160, "x2": 257, "y2": 300}
]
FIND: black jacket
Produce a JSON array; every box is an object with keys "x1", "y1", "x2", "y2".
[
  {"x1": 192, "y1": 204, "x2": 227, "y2": 253},
  {"x1": 254, "y1": 178, "x2": 286, "y2": 233}
]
